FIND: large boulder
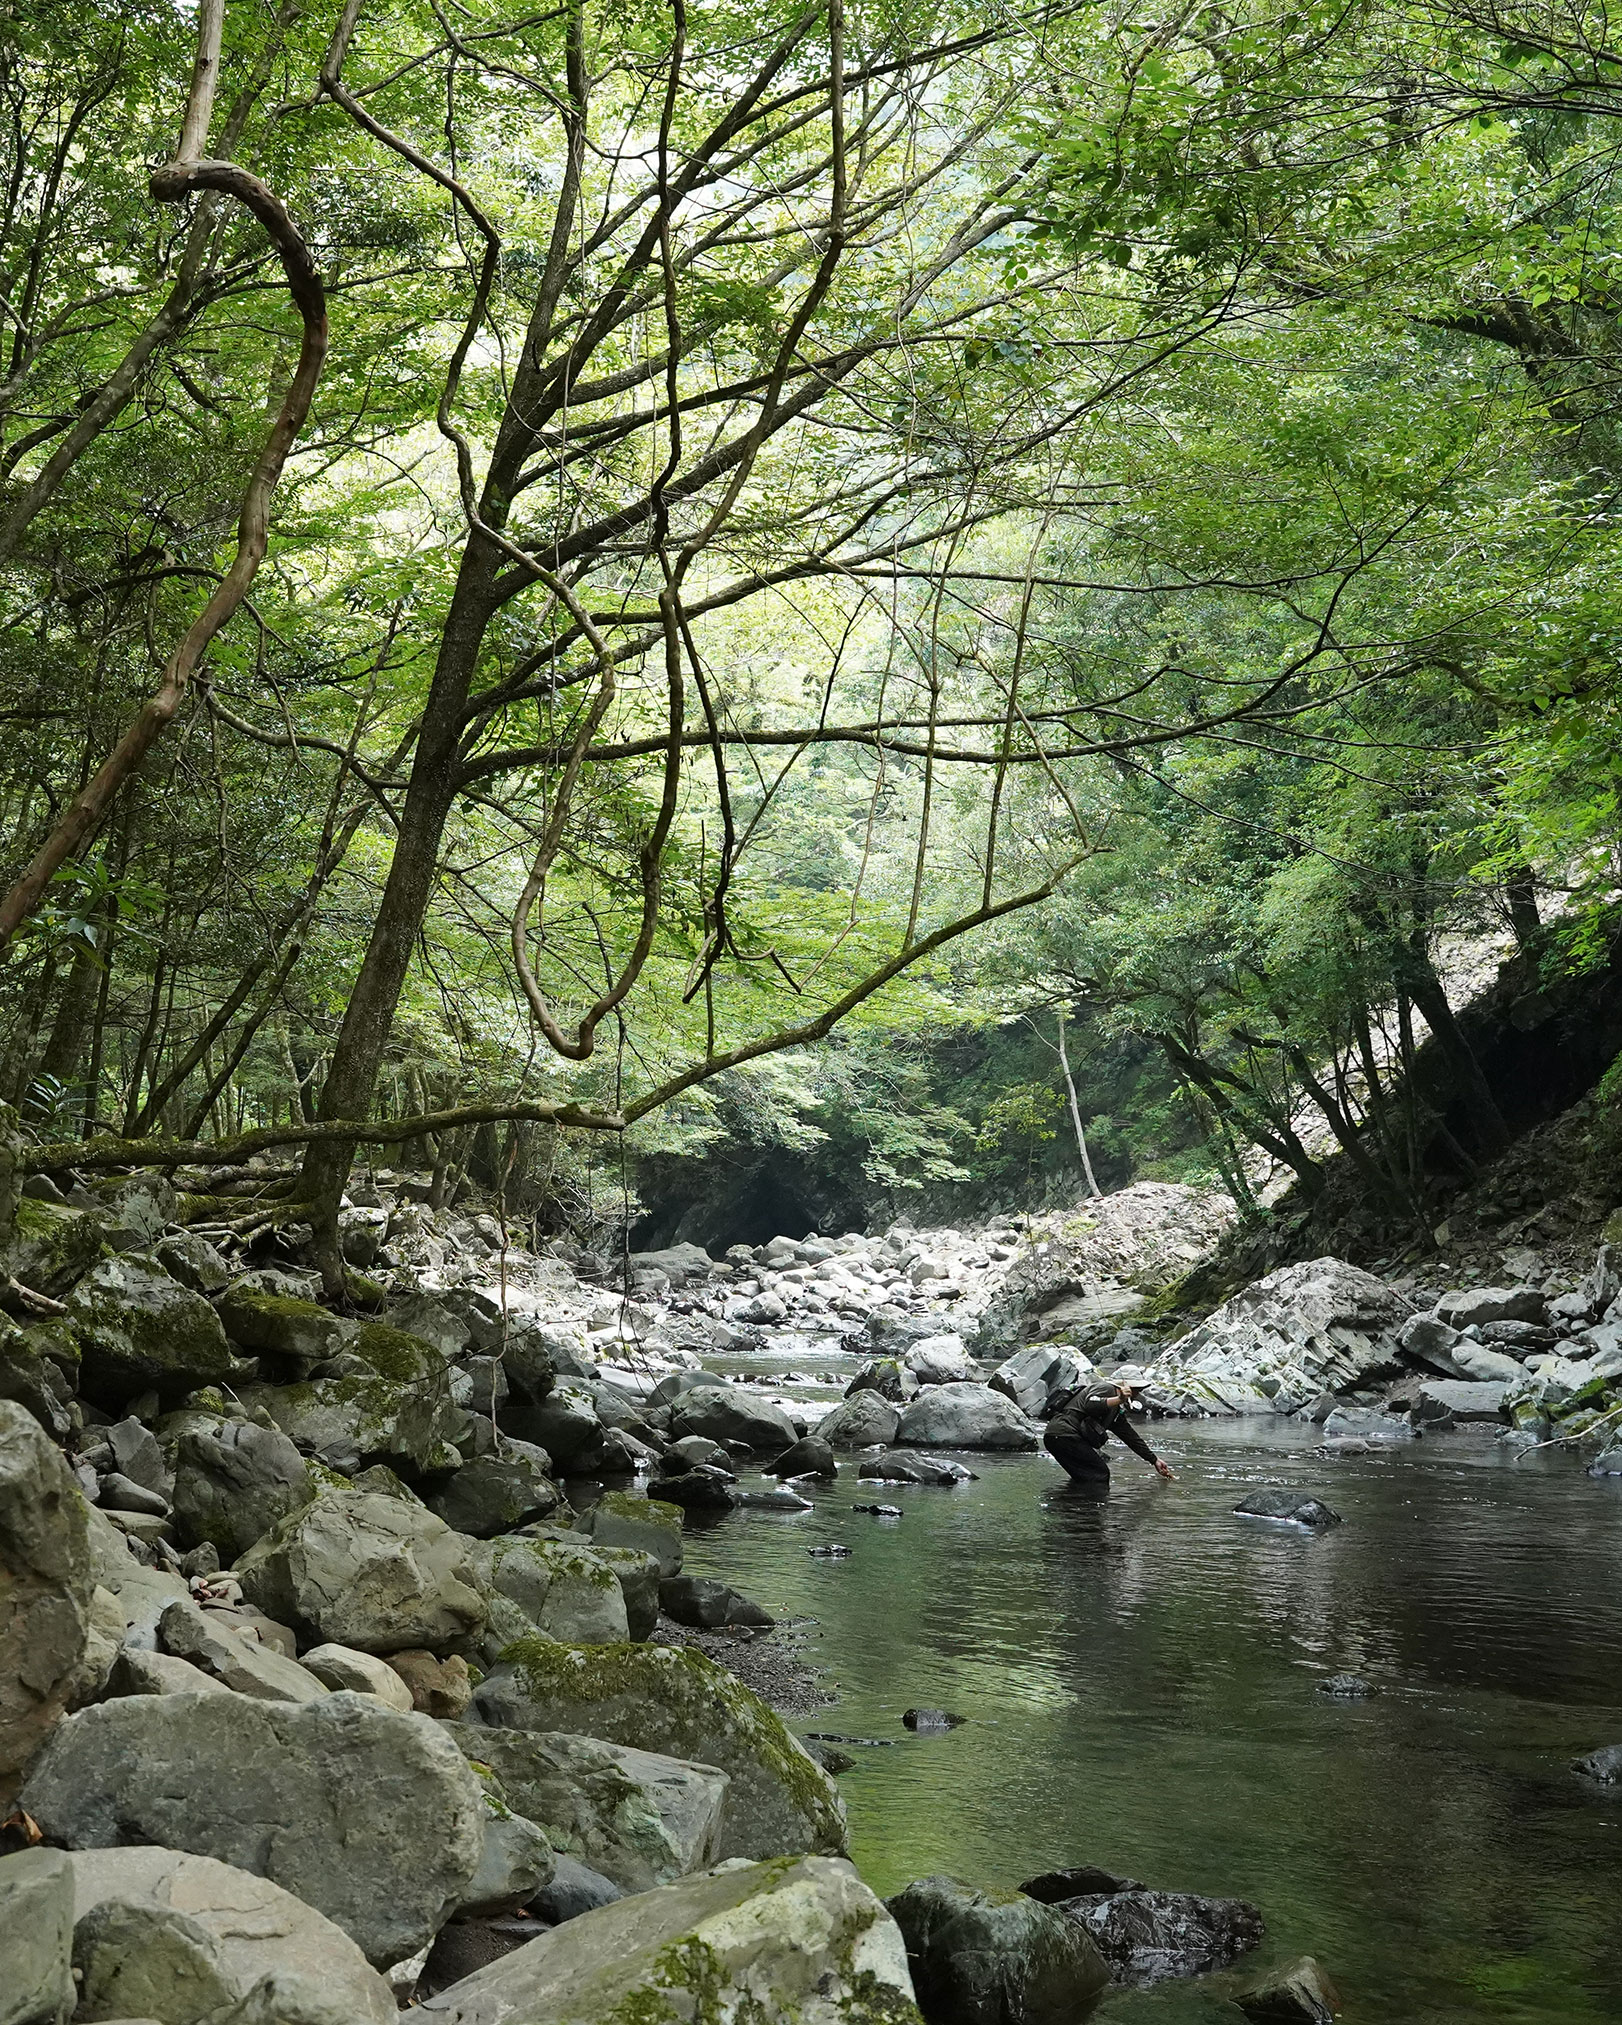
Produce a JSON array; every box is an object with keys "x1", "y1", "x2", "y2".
[
  {"x1": 903, "y1": 1335, "x2": 979, "y2": 1386},
  {"x1": 217, "y1": 1287, "x2": 352, "y2": 1371},
  {"x1": 416, "y1": 1855, "x2": 919, "y2": 2025},
  {"x1": 444, "y1": 1724, "x2": 727, "y2": 1891},
  {"x1": 1436, "y1": 1286, "x2": 1546, "y2": 1329},
  {"x1": 0, "y1": 1316, "x2": 77, "y2": 1441},
  {"x1": 426, "y1": 1452, "x2": 560, "y2": 1538},
  {"x1": 511, "y1": 1382, "x2": 616, "y2": 1472},
  {"x1": 20, "y1": 1690, "x2": 484, "y2": 1968},
  {"x1": 468, "y1": 1534, "x2": 628, "y2": 1655},
  {"x1": 67, "y1": 1257, "x2": 242, "y2": 1407},
  {"x1": 988, "y1": 1343, "x2": 1093, "y2": 1418},
  {"x1": 234, "y1": 1490, "x2": 487, "y2": 1655},
  {"x1": 473, "y1": 1637, "x2": 846, "y2": 1861},
  {"x1": 815, "y1": 1391, "x2": 902, "y2": 1448},
  {"x1": 894, "y1": 1384, "x2": 1039, "y2": 1451},
  {"x1": 1411, "y1": 1379, "x2": 1508, "y2": 1426},
  {"x1": 171, "y1": 1420, "x2": 313, "y2": 1561},
  {"x1": 669, "y1": 1387, "x2": 800, "y2": 1453},
  {"x1": 885, "y1": 1875, "x2": 1109, "y2": 2025},
  {"x1": 239, "y1": 1359, "x2": 462, "y2": 1479},
  {"x1": 156, "y1": 1597, "x2": 330, "y2": 1704},
  {"x1": 67, "y1": 1846, "x2": 395, "y2": 2024},
  {"x1": 0, "y1": 1846, "x2": 75, "y2": 2025},
  {"x1": 572, "y1": 1490, "x2": 684, "y2": 1576},
  {"x1": 1148, "y1": 1258, "x2": 1411, "y2": 1410},
  {"x1": 0, "y1": 1399, "x2": 91, "y2": 1809}
]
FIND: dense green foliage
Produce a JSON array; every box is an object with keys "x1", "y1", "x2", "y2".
[{"x1": 3, "y1": 0, "x2": 1620, "y2": 1251}]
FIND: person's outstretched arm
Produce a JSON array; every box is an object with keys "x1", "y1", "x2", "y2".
[{"x1": 1112, "y1": 1411, "x2": 1175, "y2": 1477}]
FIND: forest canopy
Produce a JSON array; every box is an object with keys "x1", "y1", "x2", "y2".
[{"x1": 3, "y1": 0, "x2": 1620, "y2": 1278}]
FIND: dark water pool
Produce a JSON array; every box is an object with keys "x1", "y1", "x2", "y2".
[{"x1": 677, "y1": 1421, "x2": 1622, "y2": 2022}]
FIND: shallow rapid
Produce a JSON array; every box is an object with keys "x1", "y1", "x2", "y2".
[{"x1": 678, "y1": 1416, "x2": 1622, "y2": 2023}]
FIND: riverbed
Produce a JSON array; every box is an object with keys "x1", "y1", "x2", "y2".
[{"x1": 677, "y1": 1414, "x2": 1622, "y2": 2022}]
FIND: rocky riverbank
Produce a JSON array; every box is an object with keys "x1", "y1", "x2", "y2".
[{"x1": 2, "y1": 1151, "x2": 1614, "y2": 2023}]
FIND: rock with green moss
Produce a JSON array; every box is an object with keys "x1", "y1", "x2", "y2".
[
  {"x1": 468, "y1": 1535, "x2": 628, "y2": 1657},
  {"x1": 4, "y1": 1196, "x2": 107, "y2": 1297},
  {"x1": 885, "y1": 1876, "x2": 1110, "y2": 2025},
  {"x1": 416, "y1": 1854, "x2": 919, "y2": 2025},
  {"x1": 67, "y1": 1256, "x2": 244, "y2": 1408},
  {"x1": 1, "y1": 1400, "x2": 92, "y2": 1810},
  {"x1": 239, "y1": 1359, "x2": 462, "y2": 1477},
  {"x1": 444, "y1": 1723, "x2": 727, "y2": 1890},
  {"x1": 218, "y1": 1287, "x2": 354, "y2": 1372},
  {"x1": 475, "y1": 1638, "x2": 846, "y2": 1862},
  {"x1": 592, "y1": 1544, "x2": 660, "y2": 1640},
  {"x1": 235, "y1": 1488, "x2": 488, "y2": 1654},
  {"x1": 0, "y1": 1315, "x2": 77, "y2": 1440},
  {"x1": 427, "y1": 1451, "x2": 561, "y2": 1538},
  {"x1": 573, "y1": 1490, "x2": 684, "y2": 1576}
]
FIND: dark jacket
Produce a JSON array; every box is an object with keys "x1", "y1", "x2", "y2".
[{"x1": 1045, "y1": 1383, "x2": 1158, "y2": 1463}]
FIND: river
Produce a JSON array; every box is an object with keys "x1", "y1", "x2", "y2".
[{"x1": 673, "y1": 1398, "x2": 1622, "y2": 2022}]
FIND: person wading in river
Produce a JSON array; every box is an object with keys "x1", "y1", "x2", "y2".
[{"x1": 1042, "y1": 1379, "x2": 1176, "y2": 1492}]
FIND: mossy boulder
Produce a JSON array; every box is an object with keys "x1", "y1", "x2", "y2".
[
  {"x1": 572, "y1": 1490, "x2": 684, "y2": 1576},
  {"x1": 414, "y1": 1854, "x2": 919, "y2": 2025},
  {"x1": 1, "y1": 1401, "x2": 92, "y2": 1809},
  {"x1": 239, "y1": 1359, "x2": 463, "y2": 1478},
  {"x1": 235, "y1": 1488, "x2": 488, "y2": 1655},
  {"x1": 172, "y1": 1420, "x2": 314, "y2": 1561},
  {"x1": 218, "y1": 1287, "x2": 353, "y2": 1372},
  {"x1": 885, "y1": 1875, "x2": 1110, "y2": 2025},
  {"x1": 0, "y1": 1316, "x2": 77, "y2": 1440},
  {"x1": 67, "y1": 1256, "x2": 244, "y2": 1408},
  {"x1": 475, "y1": 1638, "x2": 847, "y2": 1862},
  {"x1": 444, "y1": 1724, "x2": 727, "y2": 1891},
  {"x1": 468, "y1": 1535, "x2": 628, "y2": 1658},
  {"x1": 427, "y1": 1452, "x2": 561, "y2": 1539}
]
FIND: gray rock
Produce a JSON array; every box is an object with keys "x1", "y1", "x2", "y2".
[
  {"x1": 426, "y1": 1454, "x2": 560, "y2": 1538},
  {"x1": 443, "y1": 1724, "x2": 727, "y2": 1891},
  {"x1": 21, "y1": 1692, "x2": 485, "y2": 1968},
  {"x1": 570, "y1": 1491, "x2": 684, "y2": 1576},
  {"x1": 1237, "y1": 1954, "x2": 1343, "y2": 2022},
  {"x1": 473, "y1": 1637, "x2": 845, "y2": 1861},
  {"x1": 455, "y1": 1793, "x2": 555, "y2": 1918},
  {"x1": 658, "y1": 1574, "x2": 774, "y2": 1629},
  {"x1": 1573, "y1": 1743, "x2": 1622, "y2": 1783},
  {"x1": 100, "y1": 1473, "x2": 171, "y2": 1518},
  {"x1": 171, "y1": 1422, "x2": 313, "y2": 1563},
  {"x1": 0, "y1": 1399, "x2": 90, "y2": 1809},
  {"x1": 767, "y1": 1435, "x2": 837, "y2": 1479},
  {"x1": 468, "y1": 1534, "x2": 628, "y2": 1656},
  {"x1": 845, "y1": 1357, "x2": 918, "y2": 1403},
  {"x1": 886, "y1": 1874, "x2": 1108, "y2": 2025},
  {"x1": 734, "y1": 1484, "x2": 812, "y2": 1511},
  {"x1": 1452, "y1": 1344, "x2": 1526, "y2": 1383},
  {"x1": 511, "y1": 1382, "x2": 614, "y2": 1473},
  {"x1": 234, "y1": 1490, "x2": 487, "y2": 1655},
  {"x1": 669, "y1": 1388, "x2": 800, "y2": 1453},
  {"x1": 813, "y1": 1393, "x2": 901, "y2": 1449},
  {"x1": 239, "y1": 1354, "x2": 463, "y2": 1479},
  {"x1": 67, "y1": 1846, "x2": 395, "y2": 2024},
  {"x1": 667, "y1": 1434, "x2": 734, "y2": 1471},
  {"x1": 902, "y1": 1335, "x2": 979, "y2": 1386},
  {"x1": 416, "y1": 1856, "x2": 916, "y2": 2025},
  {"x1": 895, "y1": 1384, "x2": 1039, "y2": 1451},
  {"x1": 106, "y1": 1417, "x2": 172, "y2": 1500},
  {"x1": 217, "y1": 1287, "x2": 352, "y2": 1371},
  {"x1": 987, "y1": 1344, "x2": 1093, "y2": 1418},
  {"x1": 0, "y1": 1847, "x2": 74, "y2": 2025},
  {"x1": 646, "y1": 1466, "x2": 739, "y2": 1511},
  {"x1": 157, "y1": 1597, "x2": 330, "y2": 1703},
  {"x1": 1412, "y1": 1379, "x2": 1507, "y2": 1425},
  {"x1": 0, "y1": 1317, "x2": 76, "y2": 1442},
  {"x1": 1436, "y1": 1286, "x2": 1547, "y2": 1328},
  {"x1": 1395, "y1": 1313, "x2": 1470, "y2": 1376},
  {"x1": 529, "y1": 1853, "x2": 621, "y2": 1923},
  {"x1": 590, "y1": 1544, "x2": 660, "y2": 1640},
  {"x1": 648, "y1": 1370, "x2": 732, "y2": 1408},
  {"x1": 153, "y1": 1231, "x2": 233, "y2": 1296},
  {"x1": 109, "y1": 1646, "x2": 234, "y2": 1699},
  {"x1": 68, "y1": 1259, "x2": 242, "y2": 1407},
  {"x1": 1234, "y1": 1491, "x2": 1342, "y2": 1528},
  {"x1": 1319, "y1": 1407, "x2": 1413, "y2": 1445}
]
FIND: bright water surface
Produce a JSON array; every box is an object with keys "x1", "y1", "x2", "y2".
[{"x1": 671, "y1": 1375, "x2": 1622, "y2": 2024}]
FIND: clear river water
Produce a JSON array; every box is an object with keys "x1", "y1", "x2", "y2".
[{"x1": 672, "y1": 1392, "x2": 1622, "y2": 2023}]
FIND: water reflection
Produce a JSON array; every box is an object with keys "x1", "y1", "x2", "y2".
[{"x1": 677, "y1": 1421, "x2": 1622, "y2": 2023}]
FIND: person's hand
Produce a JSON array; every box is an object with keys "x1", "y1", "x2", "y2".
[{"x1": 1155, "y1": 1459, "x2": 1176, "y2": 1480}]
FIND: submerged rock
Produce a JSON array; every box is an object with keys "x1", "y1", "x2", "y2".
[
  {"x1": 1318, "y1": 1674, "x2": 1375, "y2": 1699},
  {"x1": 886, "y1": 1874, "x2": 1109, "y2": 2025},
  {"x1": 1056, "y1": 1887, "x2": 1264, "y2": 1984},
  {"x1": 473, "y1": 1637, "x2": 846, "y2": 1861},
  {"x1": 20, "y1": 1691, "x2": 485, "y2": 1968},
  {"x1": 902, "y1": 1708, "x2": 964, "y2": 1731},
  {"x1": 1234, "y1": 1491, "x2": 1342, "y2": 1529},
  {"x1": 859, "y1": 1452, "x2": 976, "y2": 1486},
  {"x1": 1238, "y1": 1954, "x2": 1343, "y2": 2022},
  {"x1": 1573, "y1": 1743, "x2": 1622, "y2": 1784},
  {"x1": 416, "y1": 1855, "x2": 919, "y2": 2025}
]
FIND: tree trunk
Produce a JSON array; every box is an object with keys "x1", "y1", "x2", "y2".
[
  {"x1": 1404, "y1": 955, "x2": 1511, "y2": 1156},
  {"x1": 1054, "y1": 1007, "x2": 1102, "y2": 1199}
]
